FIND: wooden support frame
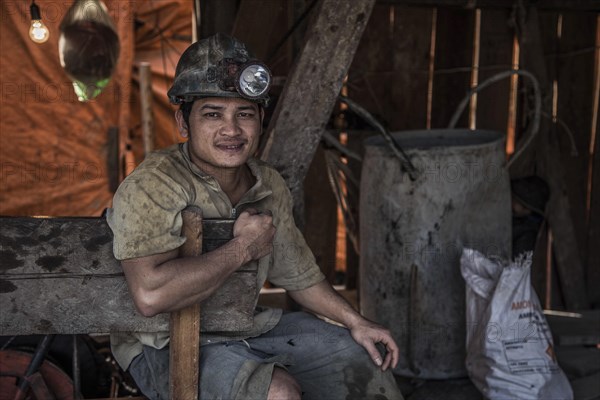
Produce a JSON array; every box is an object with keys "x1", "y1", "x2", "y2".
[
  {"x1": 0, "y1": 217, "x2": 255, "y2": 335},
  {"x1": 138, "y1": 62, "x2": 155, "y2": 157},
  {"x1": 0, "y1": 214, "x2": 254, "y2": 398},
  {"x1": 260, "y1": 0, "x2": 376, "y2": 224}
]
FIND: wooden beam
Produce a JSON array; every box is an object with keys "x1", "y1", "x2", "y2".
[
  {"x1": 513, "y1": 6, "x2": 588, "y2": 310},
  {"x1": 546, "y1": 310, "x2": 600, "y2": 346},
  {"x1": 556, "y1": 12, "x2": 597, "y2": 293},
  {"x1": 260, "y1": 0, "x2": 376, "y2": 224},
  {"x1": 377, "y1": 0, "x2": 600, "y2": 11},
  {"x1": 587, "y1": 16, "x2": 600, "y2": 307},
  {"x1": 169, "y1": 207, "x2": 203, "y2": 400},
  {"x1": 0, "y1": 217, "x2": 256, "y2": 335},
  {"x1": 139, "y1": 62, "x2": 155, "y2": 157},
  {"x1": 106, "y1": 126, "x2": 120, "y2": 193},
  {"x1": 0, "y1": 217, "x2": 167, "y2": 335}
]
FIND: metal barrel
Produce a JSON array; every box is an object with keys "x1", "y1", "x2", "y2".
[{"x1": 359, "y1": 129, "x2": 511, "y2": 379}]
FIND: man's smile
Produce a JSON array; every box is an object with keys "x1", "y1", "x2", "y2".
[{"x1": 216, "y1": 141, "x2": 247, "y2": 152}]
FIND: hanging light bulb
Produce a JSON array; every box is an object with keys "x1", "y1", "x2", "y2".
[{"x1": 29, "y1": 1, "x2": 49, "y2": 44}]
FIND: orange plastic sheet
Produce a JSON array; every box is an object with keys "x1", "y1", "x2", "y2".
[
  {"x1": 0, "y1": 0, "x2": 192, "y2": 217},
  {"x1": 130, "y1": 0, "x2": 192, "y2": 159}
]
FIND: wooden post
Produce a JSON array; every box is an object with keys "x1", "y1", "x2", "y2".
[
  {"x1": 260, "y1": 0, "x2": 376, "y2": 225},
  {"x1": 514, "y1": 6, "x2": 588, "y2": 310},
  {"x1": 430, "y1": 7, "x2": 474, "y2": 129},
  {"x1": 139, "y1": 62, "x2": 155, "y2": 157},
  {"x1": 169, "y1": 207, "x2": 203, "y2": 400}
]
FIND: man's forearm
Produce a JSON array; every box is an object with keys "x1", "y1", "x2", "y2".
[
  {"x1": 288, "y1": 280, "x2": 365, "y2": 329},
  {"x1": 122, "y1": 236, "x2": 253, "y2": 316},
  {"x1": 123, "y1": 209, "x2": 275, "y2": 317}
]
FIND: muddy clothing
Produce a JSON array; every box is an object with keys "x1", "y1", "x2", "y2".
[
  {"x1": 106, "y1": 142, "x2": 325, "y2": 370},
  {"x1": 107, "y1": 142, "x2": 403, "y2": 399},
  {"x1": 129, "y1": 311, "x2": 404, "y2": 400}
]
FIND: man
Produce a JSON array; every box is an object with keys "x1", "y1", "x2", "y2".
[{"x1": 107, "y1": 33, "x2": 403, "y2": 399}]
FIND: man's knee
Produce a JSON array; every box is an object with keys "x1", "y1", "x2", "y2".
[{"x1": 268, "y1": 367, "x2": 301, "y2": 400}]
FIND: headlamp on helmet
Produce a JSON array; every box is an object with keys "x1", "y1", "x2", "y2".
[
  {"x1": 237, "y1": 62, "x2": 271, "y2": 99},
  {"x1": 217, "y1": 58, "x2": 272, "y2": 102},
  {"x1": 167, "y1": 34, "x2": 272, "y2": 106}
]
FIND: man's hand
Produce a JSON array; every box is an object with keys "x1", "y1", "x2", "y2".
[
  {"x1": 348, "y1": 319, "x2": 399, "y2": 371},
  {"x1": 233, "y1": 208, "x2": 276, "y2": 263},
  {"x1": 289, "y1": 281, "x2": 400, "y2": 372}
]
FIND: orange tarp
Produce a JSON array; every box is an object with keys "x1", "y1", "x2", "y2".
[{"x1": 0, "y1": 0, "x2": 191, "y2": 216}]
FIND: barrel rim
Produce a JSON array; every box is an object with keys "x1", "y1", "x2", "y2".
[{"x1": 364, "y1": 129, "x2": 505, "y2": 150}]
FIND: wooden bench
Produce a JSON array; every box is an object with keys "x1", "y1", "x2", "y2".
[{"x1": 0, "y1": 207, "x2": 256, "y2": 399}]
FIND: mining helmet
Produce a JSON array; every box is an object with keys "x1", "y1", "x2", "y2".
[{"x1": 168, "y1": 33, "x2": 271, "y2": 106}]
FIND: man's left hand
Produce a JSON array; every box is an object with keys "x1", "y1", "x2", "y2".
[{"x1": 349, "y1": 319, "x2": 399, "y2": 371}]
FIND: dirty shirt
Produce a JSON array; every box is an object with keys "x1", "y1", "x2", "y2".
[{"x1": 106, "y1": 142, "x2": 325, "y2": 370}]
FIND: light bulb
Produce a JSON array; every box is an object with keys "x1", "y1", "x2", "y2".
[
  {"x1": 29, "y1": 20, "x2": 49, "y2": 43},
  {"x1": 29, "y1": 1, "x2": 49, "y2": 44}
]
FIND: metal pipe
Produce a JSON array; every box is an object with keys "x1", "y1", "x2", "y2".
[
  {"x1": 72, "y1": 335, "x2": 82, "y2": 399},
  {"x1": 13, "y1": 335, "x2": 55, "y2": 400}
]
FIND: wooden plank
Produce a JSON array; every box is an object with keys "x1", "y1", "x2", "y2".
[
  {"x1": 0, "y1": 217, "x2": 256, "y2": 335},
  {"x1": 546, "y1": 310, "x2": 600, "y2": 346},
  {"x1": 346, "y1": 4, "x2": 432, "y2": 130},
  {"x1": 106, "y1": 126, "x2": 119, "y2": 193},
  {"x1": 377, "y1": 0, "x2": 600, "y2": 11},
  {"x1": 347, "y1": 4, "x2": 396, "y2": 129},
  {"x1": 556, "y1": 13, "x2": 597, "y2": 272},
  {"x1": 430, "y1": 8, "x2": 474, "y2": 129},
  {"x1": 589, "y1": 79, "x2": 600, "y2": 306},
  {"x1": 391, "y1": 6, "x2": 435, "y2": 130},
  {"x1": 587, "y1": 16, "x2": 600, "y2": 307},
  {"x1": 169, "y1": 207, "x2": 202, "y2": 400},
  {"x1": 0, "y1": 217, "x2": 167, "y2": 335},
  {"x1": 139, "y1": 62, "x2": 155, "y2": 156},
  {"x1": 199, "y1": 218, "x2": 258, "y2": 331},
  {"x1": 304, "y1": 145, "x2": 337, "y2": 282},
  {"x1": 346, "y1": 130, "x2": 377, "y2": 290},
  {"x1": 475, "y1": 9, "x2": 513, "y2": 133},
  {"x1": 514, "y1": 6, "x2": 588, "y2": 310},
  {"x1": 260, "y1": 0, "x2": 376, "y2": 224}
]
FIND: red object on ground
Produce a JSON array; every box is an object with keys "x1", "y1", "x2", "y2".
[{"x1": 0, "y1": 350, "x2": 73, "y2": 400}]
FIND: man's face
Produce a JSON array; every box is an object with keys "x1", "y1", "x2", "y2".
[{"x1": 176, "y1": 97, "x2": 263, "y2": 177}]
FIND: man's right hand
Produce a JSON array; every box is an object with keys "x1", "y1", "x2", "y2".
[{"x1": 233, "y1": 208, "x2": 276, "y2": 263}]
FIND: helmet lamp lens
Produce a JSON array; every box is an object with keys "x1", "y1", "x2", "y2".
[{"x1": 238, "y1": 64, "x2": 270, "y2": 98}]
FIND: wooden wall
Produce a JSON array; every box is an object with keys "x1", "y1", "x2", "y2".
[
  {"x1": 344, "y1": 4, "x2": 598, "y2": 309},
  {"x1": 213, "y1": 1, "x2": 598, "y2": 309}
]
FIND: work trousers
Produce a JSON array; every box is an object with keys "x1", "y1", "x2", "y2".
[{"x1": 129, "y1": 311, "x2": 404, "y2": 399}]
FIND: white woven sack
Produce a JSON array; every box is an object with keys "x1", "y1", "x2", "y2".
[{"x1": 461, "y1": 248, "x2": 572, "y2": 400}]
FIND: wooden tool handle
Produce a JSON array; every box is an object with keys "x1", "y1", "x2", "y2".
[{"x1": 169, "y1": 206, "x2": 203, "y2": 400}]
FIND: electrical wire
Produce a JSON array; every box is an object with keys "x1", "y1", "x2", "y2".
[
  {"x1": 321, "y1": 131, "x2": 362, "y2": 162},
  {"x1": 339, "y1": 95, "x2": 418, "y2": 180},
  {"x1": 323, "y1": 148, "x2": 359, "y2": 253},
  {"x1": 447, "y1": 69, "x2": 542, "y2": 170}
]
